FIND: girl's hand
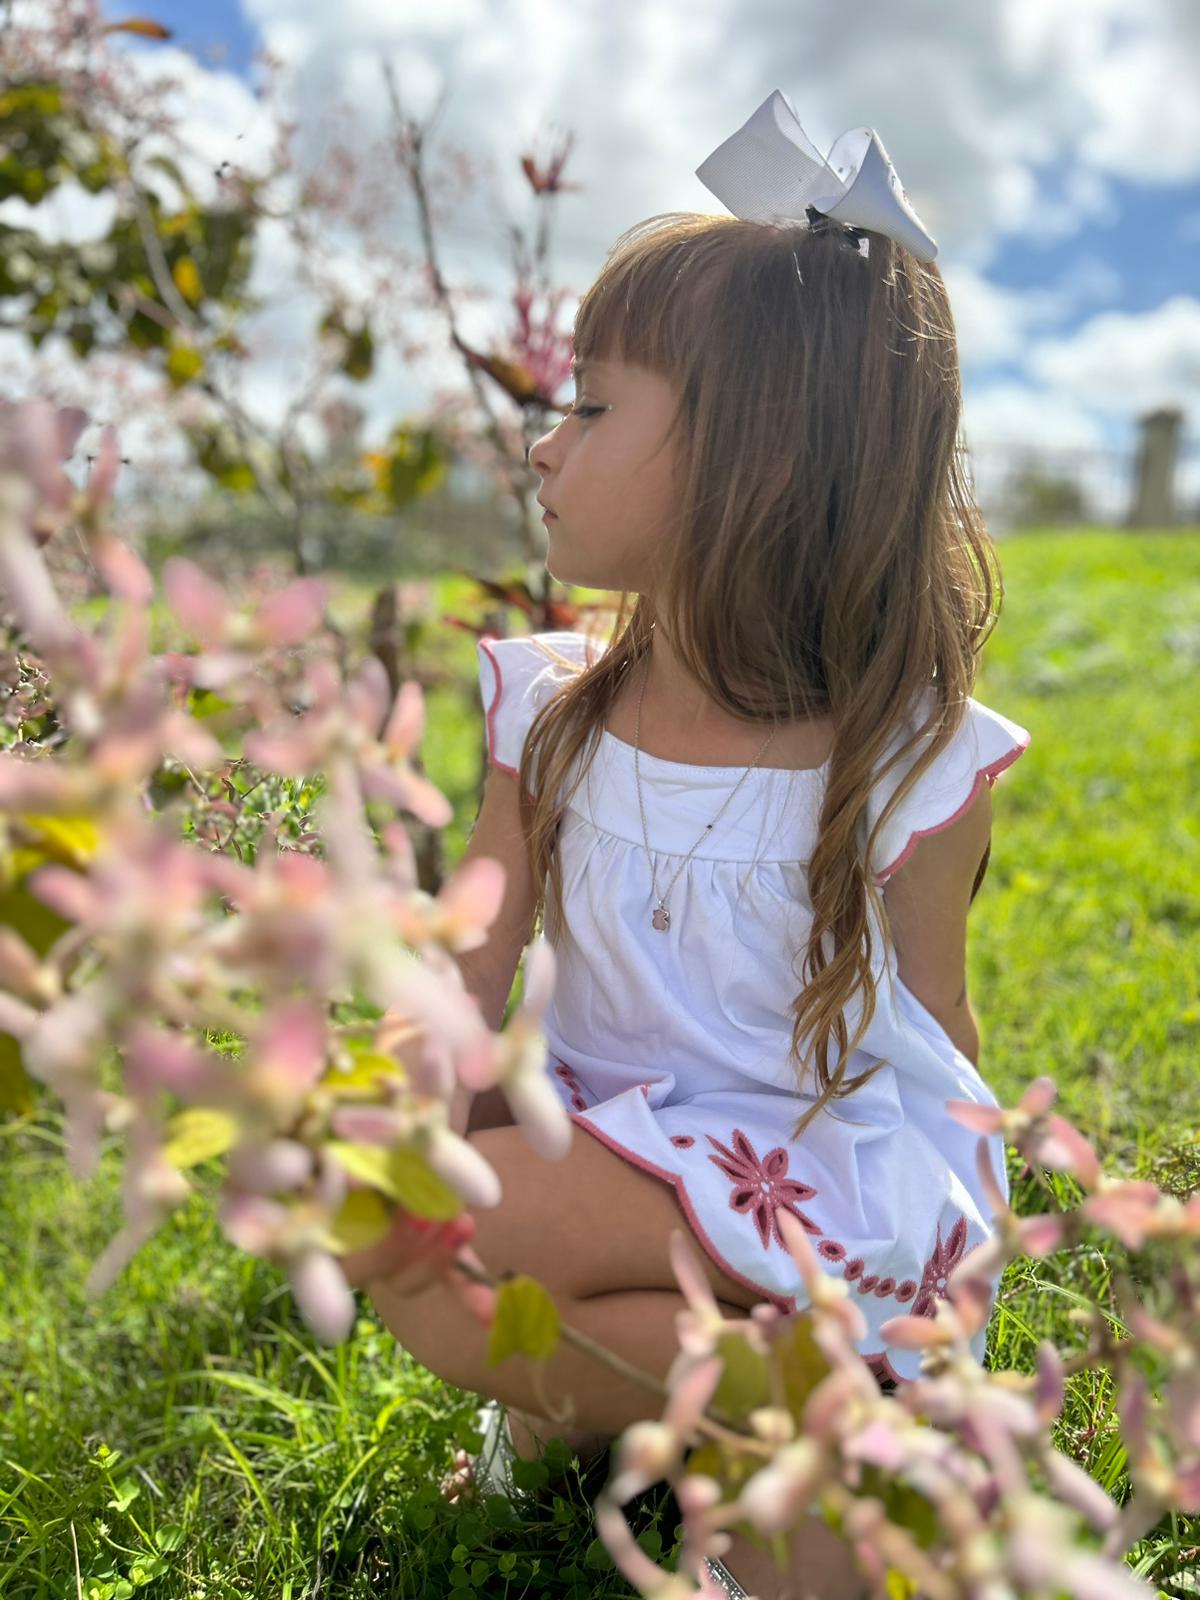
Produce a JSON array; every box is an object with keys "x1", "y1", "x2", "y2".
[
  {"x1": 340, "y1": 1208, "x2": 474, "y2": 1291},
  {"x1": 340, "y1": 1207, "x2": 498, "y2": 1327}
]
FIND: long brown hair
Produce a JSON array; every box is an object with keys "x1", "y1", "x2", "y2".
[{"x1": 515, "y1": 210, "x2": 1001, "y2": 1141}]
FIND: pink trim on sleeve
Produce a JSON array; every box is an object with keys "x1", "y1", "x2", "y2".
[
  {"x1": 874, "y1": 736, "x2": 1031, "y2": 885},
  {"x1": 477, "y1": 635, "x2": 520, "y2": 781}
]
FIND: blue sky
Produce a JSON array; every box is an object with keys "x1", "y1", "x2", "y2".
[
  {"x1": 130, "y1": 0, "x2": 260, "y2": 79},
  {"x1": 13, "y1": 0, "x2": 1200, "y2": 517}
]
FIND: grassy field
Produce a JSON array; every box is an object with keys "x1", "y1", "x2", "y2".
[{"x1": 2, "y1": 528, "x2": 1198, "y2": 1598}]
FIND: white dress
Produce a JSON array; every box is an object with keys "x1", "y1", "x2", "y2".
[{"x1": 476, "y1": 630, "x2": 1032, "y2": 1388}]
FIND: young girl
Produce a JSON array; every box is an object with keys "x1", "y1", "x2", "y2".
[{"x1": 345, "y1": 142, "x2": 1031, "y2": 1600}]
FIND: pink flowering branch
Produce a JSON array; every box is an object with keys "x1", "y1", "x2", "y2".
[
  {"x1": 2, "y1": 401, "x2": 1198, "y2": 1597},
  {"x1": 0, "y1": 399, "x2": 570, "y2": 1345}
]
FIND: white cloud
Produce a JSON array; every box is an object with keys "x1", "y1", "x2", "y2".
[
  {"x1": 0, "y1": 185, "x2": 116, "y2": 244},
  {"x1": 90, "y1": 42, "x2": 276, "y2": 206},
  {"x1": 941, "y1": 252, "x2": 1125, "y2": 369},
  {"x1": 963, "y1": 382, "x2": 1108, "y2": 451},
  {"x1": 941, "y1": 264, "x2": 1057, "y2": 367},
  {"x1": 1026, "y1": 295, "x2": 1200, "y2": 415}
]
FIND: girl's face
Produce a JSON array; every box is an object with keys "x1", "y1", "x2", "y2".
[{"x1": 528, "y1": 358, "x2": 682, "y2": 594}]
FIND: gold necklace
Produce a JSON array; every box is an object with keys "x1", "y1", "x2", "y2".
[{"x1": 633, "y1": 628, "x2": 779, "y2": 932}]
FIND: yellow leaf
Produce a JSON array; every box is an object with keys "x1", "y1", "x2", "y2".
[
  {"x1": 165, "y1": 341, "x2": 204, "y2": 388},
  {"x1": 325, "y1": 1141, "x2": 393, "y2": 1193},
  {"x1": 162, "y1": 1108, "x2": 239, "y2": 1169},
  {"x1": 322, "y1": 1188, "x2": 395, "y2": 1254},
  {"x1": 325, "y1": 1140, "x2": 462, "y2": 1220},
  {"x1": 19, "y1": 814, "x2": 100, "y2": 866},
  {"x1": 385, "y1": 1147, "x2": 466, "y2": 1219},
  {"x1": 319, "y1": 1051, "x2": 407, "y2": 1099},
  {"x1": 884, "y1": 1568, "x2": 921, "y2": 1599},
  {"x1": 172, "y1": 255, "x2": 203, "y2": 304},
  {"x1": 487, "y1": 1274, "x2": 560, "y2": 1366}
]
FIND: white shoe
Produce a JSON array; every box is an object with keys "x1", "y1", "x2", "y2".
[
  {"x1": 440, "y1": 1399, "x2": 519, "y2": 1504},
  {"x1": 474, "y1": 1398, "x2": 518, "y2": 1497},
  {"x1": 444, "y1": 1411, "x2": 747, "y2": 1593},
  {"x1": 703, "y1": 1554, "x2": 751, "y2": 1597}
]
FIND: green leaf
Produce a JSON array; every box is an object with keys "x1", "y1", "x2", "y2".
[
  {"x1": 0, "y1": 1034, "x2": 33, "y2": 1115},
  {"x1": 0, "y1": 870, "x2": 73, "y2": 957},
  {"x1": 710, "y1": 1328, "x2": 772, "y2": 1422},
  {"x1": 684, "y1": 1439, "x2": 761, "y2": 1505},
  {"x1": 775, "y1": 1309, "x2": 833, "y2": 1414},
  {"x1": 107, "y1": 1476, "x2": 140, "y2": 1512},
  {"x1": 162, "y1": 1108, "x2": 239, "y2": 1169},
  {"x1": 583, "y1": 1537, "x2": 614, "y2": 1571},
  {"x1": 486, "y1": 1274, "x2": 560, "y2": 1366},
  {"x1": 188, "y1": 688, "x2": 234, "y2": 720},
  {"x1": 867, "y1": 1467, "x2": 942, "y2": 1552},
  {"x1": 154, "y1": 1523, "x2": 185, "y2": 1552},
  {"x1": 508, "y1": 1455, "x2": 548, "y2": 1493},
  {"x1": 635, "y1": 1528, "x2": 662, "y2": 1562},
  {"x1": 68, "y1": 319, "x2": 97, "y2": 358},
  {"x1": 129, "y1": 1554, "x2": 167, "y2": 1585}
]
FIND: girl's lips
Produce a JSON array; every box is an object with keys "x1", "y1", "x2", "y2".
[{"x1": 542, "y1": 508, "x2": 558, "y2": 520}]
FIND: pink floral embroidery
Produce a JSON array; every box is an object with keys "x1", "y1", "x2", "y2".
[
  {"x1": 910, "y1": 1215, "x2": 969, "y2": 1317},
  {"x1": 556, "y1": 1065, "x2": 977, "y2": 1329},
  {"x1": 705, "y1": 1128, "x2": 819, "y2": 1253}
]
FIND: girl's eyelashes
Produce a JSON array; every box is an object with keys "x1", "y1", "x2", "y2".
[{"x1": 558, "y1": 404, "x2": 606, "y2": 421}]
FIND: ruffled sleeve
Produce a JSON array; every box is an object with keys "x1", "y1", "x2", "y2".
[
  {"x1": 865, "y1": 687, "x2": 1031, "y2": 885},
  {"x1": 475, "y1": 629, "x2": 594, "y2": 790}
]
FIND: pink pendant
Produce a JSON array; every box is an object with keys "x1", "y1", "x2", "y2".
[{"x1": 651, "y1": 906, "x2": 670, "y2": 931}]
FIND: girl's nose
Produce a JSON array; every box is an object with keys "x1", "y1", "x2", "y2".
[{"x1": 527, "y1": 436, "x2": 553, "y2": 471}]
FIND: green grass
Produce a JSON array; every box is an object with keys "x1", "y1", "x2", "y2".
[{"x1": 3, "y1": 529, "x2": 1199, "y2": 1597}]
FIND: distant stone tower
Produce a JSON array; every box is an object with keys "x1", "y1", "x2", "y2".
[{"x1": 1127, "y1": 407, "x2": 1184, "y2": 528}]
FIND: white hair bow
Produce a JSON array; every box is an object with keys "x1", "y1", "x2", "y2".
[{"x1": 694, "y1": 89, "x2": 938, "y2": 264}]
